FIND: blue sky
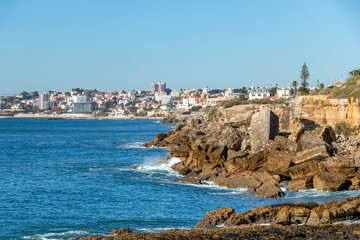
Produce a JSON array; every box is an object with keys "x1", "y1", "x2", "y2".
[{"x1": 0, "y1": 0, "x2": 359, "y2": 94}]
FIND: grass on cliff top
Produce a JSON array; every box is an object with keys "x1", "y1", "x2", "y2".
[{"x1": 315, "y1": 75, "x2": 360, "y2": 99}]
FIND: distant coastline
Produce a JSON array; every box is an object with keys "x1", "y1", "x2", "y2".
[{"x1": 0, "y1": 113, "x2": 165, "y2": 120}]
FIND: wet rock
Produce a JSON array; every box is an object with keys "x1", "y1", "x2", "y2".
[
  {"x1": 175, "y1": 176, "x2": 202, "y2": 184},
  {"x1": 171, "y1": 162, "x2": 190, "y2": 175},
  {"x1": 194, "y1": 208, "x2": 235, "y2": 229},
  {"x1": 215, "y1": 172, "x2": 262, "y2": 189},
  {"x1": 256, "y1": 182, "x2": 284, "y2": 198},
  {"x1": 313, "y1": 172, "x2": 348, "y2": 191},
  {"x1": 111, "y1": 228, "x2": 133, "y2": 236},
  {"x1": 249, "y1": 110, "x2": 279, "y2": 152}
]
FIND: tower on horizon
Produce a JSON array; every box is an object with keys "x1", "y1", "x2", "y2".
[{"x1": 151, "y1": 82, "x2": 166, "y2": 95}]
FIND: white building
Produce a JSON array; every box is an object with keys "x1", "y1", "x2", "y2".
[
  {"x1": 39, "y1": 92, "x2": 50, "y2": 110},
  {"x1": 248, "y1": 86, "x2": 270, "y2": 100},
  {"x1": 276, "y1": 87, "x2": 291, "y2": 99},
  {"x1": 73, "y1": 95, "x2": 89, "y2": 103}
]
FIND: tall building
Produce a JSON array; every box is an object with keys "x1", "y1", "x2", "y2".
[
  {"x1": 39, "y1": 92, "x2": 50, "y2": 110},
  {"x1": 151, "y1": 82, "x2": 166, "y2": 94}
]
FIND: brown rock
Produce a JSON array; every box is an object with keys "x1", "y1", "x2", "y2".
[
  {"x1": 271, "y1": 136, "x2": 298, "y2": 152},
  {"x1": 215, "y1": 172, "x2": 262, "y2": 189},
  {"x1": 175, "y1": 176, "x2": 202, "y2": 184},
  {"x1": 267, "y1": 151, "x2": 294, "y2": 177},
  {"x1": 194, "y1": 208, "x2": 235, "y2": 228},
  {"x1": 288, "y1": 161, "x2": 326, "y2": 179},
  {"x1": 322, "y1": 156, "x2": 356, "y2": 177},
  {"x1": 249, "y1": 110, "x2": 279, "y2": 152},
  {"x1": 316, "y1": 126, "x2": 336, "y2": 144},
  {"x1": 171, "y1": 162, "x2": 190, "y2": 175},
  {"x1": 288, "y1": 175, "x2": 314, "y2": 192},
  {"x1": 313, "y1": 172, "x2": 348, "y2": 191},
  {"x1": 111, "y1": 228, "x2": 133, "y2": 236},
  {"x1": 256, "y1": 182, "x2": 284, "y2": 198}
]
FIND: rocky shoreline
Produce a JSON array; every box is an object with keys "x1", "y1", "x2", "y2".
[
  {"x1": 73, "y1": 196, "x2": 360, "y2": 239},
  {"x1": 143, "y1": 109, "x2": 360, "y2": 198},
  {"x1": 74, "y1": 106, "x2": 360, "y2": 239}
]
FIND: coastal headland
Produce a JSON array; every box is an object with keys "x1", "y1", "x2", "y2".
[{"x1": 75, "y1": 92, "x2": 360, "y2": 239}]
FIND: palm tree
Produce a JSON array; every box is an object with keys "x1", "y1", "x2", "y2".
[{"x1": 292, "y1": 81, "x2": 298, "y2": 96}]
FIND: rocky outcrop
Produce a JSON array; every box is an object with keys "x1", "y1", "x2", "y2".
[
  {"x1": 143, "y1": 105, "x2": 360, "y2": 198},
  {"x1": 73, "y1": 224, "x2": 360, "y2": 240},
  {"x1": 195, "y1": 197, "x2": 360, "y2": 228},
  {"x1": 249, "y1": 110, "x2": 279, "y2": 152}
]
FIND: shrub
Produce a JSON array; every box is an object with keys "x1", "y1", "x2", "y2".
[{"x1": 334, "y1": 122, "x2": 355, "y2": 137}]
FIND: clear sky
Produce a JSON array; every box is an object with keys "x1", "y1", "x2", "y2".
[{"x1": 0, "y1": 0, "x2": 359, "y2": 95}]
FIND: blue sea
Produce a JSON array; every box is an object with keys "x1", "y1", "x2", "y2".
[{"x1": 1, "y1": 119, "x2": 359, "y2": 239}]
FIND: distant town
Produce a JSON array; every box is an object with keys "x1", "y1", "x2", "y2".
[{"x1": 0, "y1": 80, "x2": 344, "y2": 118}]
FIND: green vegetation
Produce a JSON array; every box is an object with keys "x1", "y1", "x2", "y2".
[
  {"x1": 206, "y1": 107, "x2": 219, "y2": 122},
  {"x1": 298, "y1": 62, "x2": 310, "y2": 94},
  {"x1": 334, "y1": 122, "x2": 356, "y2": 137},
  {"x1": 316, "y1": 75, "x2": 360, "y2": 100},
  {"x1": 189, "y1": 105, "x2": 202, "y2": 112}
]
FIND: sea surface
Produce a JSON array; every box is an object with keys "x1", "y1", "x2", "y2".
[{"x1": 1, "y1": 119, "x2": 359, "y2": 240}]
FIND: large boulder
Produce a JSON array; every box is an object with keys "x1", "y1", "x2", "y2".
[
  {"x1": 194, "y1": 208, "x2": 235, "y2": 228},
  {"x1": 270, "y1": 136, "x2": 297, "y2": 152},
  {"x1": 313, "y1": 172, "x2": 348, "y2": 191},
  {"x1": 288, "y1": 161, "x2": 326, "y2": 179},
  {"x1": 215, "y1": 172, "x2": 262, "y2": 189},
  {"x1": 322, "y1": 156, "x2": 356, "y2": 177},
  {"x1": 294, "y1": 132, "x2": 332, "y2": 164},
  {"x1": 266, "y1": 151, "x2": 294, "y2": 177},
  {"x1": 249, "y1": 110, "x2": 279, "y2": 152},
  {"x1": 256, "y1": 182, "x2": 284, "y2": 198},
  {"x1": 315, "y1": 126, "x2": 336, "y2": 144},
  {"x1": 288, "y1": 175, "x2": 314, "y2": 192}
]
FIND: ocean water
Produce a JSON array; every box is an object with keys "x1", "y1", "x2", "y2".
[{"x1": 0, "y1": 119, "x2": 359, "y2": 240}]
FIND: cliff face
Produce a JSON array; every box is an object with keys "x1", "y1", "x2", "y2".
[{"x1": 293, "y1": 96, "x2": 360, "y2": 127}]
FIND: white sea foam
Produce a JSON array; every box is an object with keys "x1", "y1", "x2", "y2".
[
  {"x1": 21, "y1": 230, "x2": 99, "y2": 240},
  {"x1": 288, "y1": 189, "x2": 360, "y2": 198},
  {"x1": 334, "y1": 219, "x2": 360, "y2": 225},
  {"x1": 134, "y1": 157, "x2": 182, "y2": 176},
  {"x1": 116, "y1": 141, "x2": 145, "y2": 149}
]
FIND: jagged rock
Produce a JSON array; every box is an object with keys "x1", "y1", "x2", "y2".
[
  {"x1": 294, "y1": 132, "x2": 332, "y2": 164},
  {"x1": 256, "y1": 182, "x2": 284, "y2": 198},
  {"x1": 215, "y1": 172, "x2": 262, "y2": 189},
  {"x1": 288, "y1": 175, "x2": 314, "y2": 192},
  {"x1": 201, "y1": 162, "x2": 221, "y2": 176},
  {"x1": 266, "y1": 151, "x2": 294, "y2": 177},
  {"x1": 270, "y1": 136, "x2": 298, "y2": 152},
  {"x1": 111, "y1": 228, "x2": 133, "y2": 236},
  {"x1": 275, "y1": 205, "x2": 313, "y2": 225},
  {"x1": 227, "y1": 149, "x2": 243, "y2": 161},
  {"x1": 194, "y1": 208, "x2": 235, "y2": 228},
  {"x1": 171, "y1": 162, "x2": 190, "y2": 175},
  {"x1": 313, "y1": 172, "x2": 348, "y2": 191},
  {"x1": 316, "y1": 126, "x2": 336, "y2": 144},
  {"x1": 249, "y1": 110, "x2": 279, "y2": 152},
  {"x1": 288, "y1": 161, "x2": 326, "y2": 179},
  {"x1": 288, "y1": 119, "x2": 305, "y2": 142},
  {"x1": 322, "y1": 156, "x2": 356, "y2": 177},
  {"x1": 170, "y1": 144, "x2": 190, "y2": 158}
]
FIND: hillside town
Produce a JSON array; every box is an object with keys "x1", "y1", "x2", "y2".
[{"x1": 0, "y1": 80, "x2": 343, "y2": 118}]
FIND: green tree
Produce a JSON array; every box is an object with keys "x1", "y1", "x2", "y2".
[
  {"x1": 292, "y1": 81, "x2": 298, "y2": 95},
  {"x1": 320, "y1": 83, "x2": 325, "y2": 90},
  {"x1": 349, "y1": 69, "x2": 360, "y2": 77},
  {"x1": 299, "y1": 62, "x2": 310, "y2": 94}
]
